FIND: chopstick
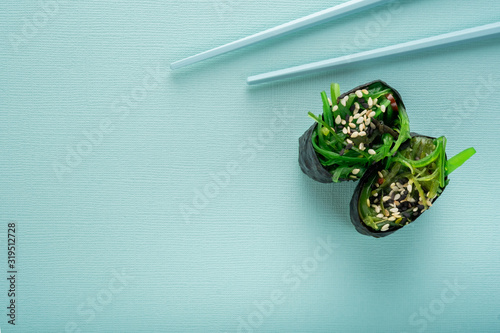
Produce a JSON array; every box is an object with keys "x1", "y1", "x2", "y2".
[
  {"x1": 247, "y1": 21, "x2": 500, "y2": 85},
  {"x1": 170, "y1": 0, "x2": 392, "y2": 70}
]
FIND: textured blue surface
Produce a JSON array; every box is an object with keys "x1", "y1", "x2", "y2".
[{"x1": 1, "y1": 1, "x2": 499, "y2": 332}]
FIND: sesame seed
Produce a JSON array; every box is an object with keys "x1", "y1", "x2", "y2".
[
  {"x1": 341, "y1": 120, "x2": 346, "y2": 125},
  {"x1": 356, "y1": 117, "x2": 364, "y2": 124},
  {"x1": 354, "y1": 102, "x2": 360, "y2": 110},
  {"x1": 353, "y1": 113, "x2": 361, "y2": 119},
  {"x1": 347, "y1": 127, "x2": 351, "y2": 134},
  {"x1": 388, "y1": 217, "x2": 396, "y2": 221},
  {"x1": 368, "y1": 97, "x2": 373, "y2": 108},
  {"x1": 377, "y1": 213, "x2": 384, "y2": 218},
  {"x1": 383, "y1": 196, "x2": 391, "y2": 202},
  {"x1": 407, "y1": 184, "x2": 413, "y2": 193},
  {"x1": 373, "y1": 192, "x2": 378, "y2": 197},
  {"x1": 353, "y1": 168, "x2": 360, "y2": 175},
  {"x1": 346, "y1": 139, "x2": 353, "y2": 144},
  {"x1": 373, "y1": 98, "x2": 378, "y2": 104},
  {"x1": 348, "y1": 122, "x2": 356, "y2": 129},
  {"x1": 426, "y1": 200, "x2": 433, "y2": 207},
  {"x1": 374, "y1": 206, "x2": 381, "y2": 213},
  {"x1": 360, "y1": 110, "x2": 367, "y2": 116},
  {"x1": 359, "y1": 123, "x2": 365, "y2": 131},
  {"x1": 332, "y1": 105, "x2": 338, "y2": 111},
  {"x1": 369, "y1": 122, "x2": 375, "y2": 129},
  {"x1": 327, "y1": 97, "x2": 332, "y2": 106},
  {"x1": 349, "y1": 116, "x2": 353, "y2": 123},
  {"x1": 381, "y1": 105, "x2": 386, "y2": 113},
  {"x1": 378, "y1": 171, "x2": 383, "y2": 178},
  {"x1": 341, "y1": 97, "x2": 347, "y2": 106},
  {"x1": 366, "y1": 198, "x2": 370, "y2": 206},
  {"x1": 355, "y1": 90, "x2": 363, "y2": 98},
  {"x1": 381, "y1": 224, "x2": 390, "y2": 232},
  {"x1": 394, "y1": 194, "x2": 401, "y2": 201},
  {"x1": 351, "y1": 131, "x2": 359, "y2": 138},
  {"x1": 359, "y1": 142, "x2": 365, "y2": 150},
  {"x1": 390, "y1": 208, "x2": 399, "y2": 213},
  {"x1": 342, "y1": 127, "x2": 348, "y2": 134},
  {"x1": 359, "y1": 131, "x2": 366, "y2": 136},
  {"x1": 368, "y1": 111, "x2": 376, "y2": 118},
  {"x1": 368, "y1": 149, "x2": 376, "y2": 155},
  {"x1": 362, "y1": 89, "x2": 368, "y2": 94},
  {"x1": 335, "y1": 115, "x2": 341, "y2": 124},
  {"x1": 413, "y1": 207, "x2": 418, "y2": 212},
  {"x1": 384, "y1": 210, "x2": 390, "y2": 217},
  {"x1": 345, "y1": 143, "x2": 353, "y2": 150},
  {"x1": 338, "y1": 149, "x2": 345, "y2": 156}
]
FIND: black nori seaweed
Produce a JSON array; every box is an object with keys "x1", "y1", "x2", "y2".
[
  {"x1": 298, "y1": 80, "x2": 406, "y2": 183},
  {"x1": 349, "y1": 133, "x2": 448, "y2": 238}
]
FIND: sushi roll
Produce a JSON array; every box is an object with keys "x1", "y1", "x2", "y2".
[
  {"x1": 350, "y1": 134, "x2": 476, "y2": 238},
  {"x1": 299, "y1": 80, "x2": 411, "y2": 183}
]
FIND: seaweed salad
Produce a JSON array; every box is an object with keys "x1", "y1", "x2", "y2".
[
  {"x1": 299, "y1": 80, "x2": 410, "y2": 183},
  {"x1": 299, "y1": 81, "x2": 475, "y2": 237}
]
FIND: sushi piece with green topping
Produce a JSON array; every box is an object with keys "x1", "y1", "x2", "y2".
[
  {"x1": 350, "y1": 134, "x2": 476, "y2": 237},
  {"x1": 299, "y1": 80, "x2": 411, "y2": 183}
]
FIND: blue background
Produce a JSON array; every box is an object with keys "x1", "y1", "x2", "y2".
[{"x1": 1, "y1": 0, "x2": 499, "y2": 332}]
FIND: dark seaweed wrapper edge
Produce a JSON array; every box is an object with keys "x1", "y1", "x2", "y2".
[
  {"x1": 349, "y1": 133, "x2": 448, "y2": 238},
  {"x1": 298, "y1": 80, "x2": 406, "y2": 183}
]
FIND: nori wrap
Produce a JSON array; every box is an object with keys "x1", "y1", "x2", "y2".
[
  {"x1": 349, "y1": 134, "x2": 476, "y2": 238},
  {"x1": 299, "y1": 80, "x2": 410, "y2": 183}
]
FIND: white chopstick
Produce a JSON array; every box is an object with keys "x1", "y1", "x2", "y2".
[
  {"x1": 170, "y1": 0, "x2": 392, "y2": 70},
  {"x1": 247, "y1": 22, "x2": 500, "y2": 85}
]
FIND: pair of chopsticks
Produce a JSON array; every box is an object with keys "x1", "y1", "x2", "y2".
[{"x1": 170, "y1": 0, "x2": 500, "y2": 85}]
